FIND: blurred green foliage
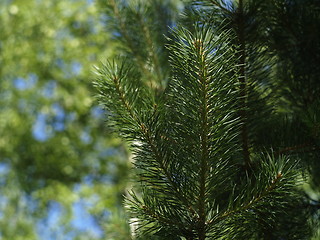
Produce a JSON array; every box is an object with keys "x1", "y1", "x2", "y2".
[{"x1": 0, "y1": 0, "x2": 131, "y2": 239}]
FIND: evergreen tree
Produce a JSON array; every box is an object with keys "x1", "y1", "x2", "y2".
[{"x1": 96, "y1": 0, "x2": 320, "y2": 239}]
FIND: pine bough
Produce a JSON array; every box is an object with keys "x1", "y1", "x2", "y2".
[{"x1": 95, "y1": 24, "x2": 306, "y2": 240}]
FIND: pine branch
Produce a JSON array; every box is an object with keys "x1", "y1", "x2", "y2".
[
  {"x1": 138, "y1": 122, "x2": 197, "y2": 216},
  {"x1": 137, "y1": 12, "x2": 164, "y2": 88},
  {"x1": 205, "y1": 155, "x2": 302, "y2": 238},
  {"x1": 127, "y1": 192, "x2": 185, "y2": 229},
  {"x1": 165, "y1": 24, "x2": 241, "y2": 239},
  {"x1": 113, "y1": 75, "x2": 137, "y2": 122},
  {"x1": 108, "y1": 0, "x2": 136, "y2": 55},
  {"x1": 107, "y1": 0, "x2": 158, "y2": 89},
  {"x1": 210, "y1": 171, "x2": 283, "y2": 225},
  {"x1": 193, "y1": 0, "x2": 231, "y2": 15},
  {"x1": 96, "y1": 60, "x2": 196, "y2": 216},
  {"x1": 209, "y1": 0, "x2": 231, "y2": 14}
]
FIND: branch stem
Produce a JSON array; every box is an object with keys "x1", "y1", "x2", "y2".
[
  {"x1": 237, "y1": 0, "x2": 251, "y2": 169},
  {"x1": 194, "y1": 39, "x2": 209, "y2": 240},
  {"x1": 276, "y1": 142, "x2": 318, "y2": 156}
]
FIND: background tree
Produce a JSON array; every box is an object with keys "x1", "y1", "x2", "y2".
[{"x1": 0, "y1": 0, "x2": 130, "y2": 239}]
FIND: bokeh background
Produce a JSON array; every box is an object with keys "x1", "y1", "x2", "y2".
[{"x1": 0, "y1": 0, "x2": 131, "y2": 239}]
